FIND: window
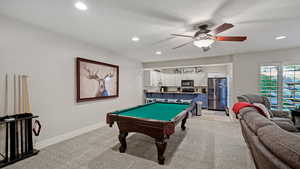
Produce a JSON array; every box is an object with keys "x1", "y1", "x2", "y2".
[
  {"x1": 283, "y1": 65, "x2": 300, "y2": 110},
  {"x1": 259, "y1": 66, "x2": 279, "y2": 110},
  {"x1": 260, "y1": 64, "x2": 300, "y2": 111}
]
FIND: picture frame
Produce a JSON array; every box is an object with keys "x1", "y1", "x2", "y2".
[{"x1": 76, "y1": 57, "x2": 119, "y2": 102}]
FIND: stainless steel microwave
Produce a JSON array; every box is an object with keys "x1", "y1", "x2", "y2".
[{"x1": 181, "y1": 80, "x2": 194, "y2": 87}]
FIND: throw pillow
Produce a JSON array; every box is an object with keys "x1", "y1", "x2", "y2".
[{"x1": 253, "y1": 103, "x2": 272, "y2": 119}]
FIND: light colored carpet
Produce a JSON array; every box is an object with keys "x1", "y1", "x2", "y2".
[{"x1": 3, "y1": 112, "x2": 255, "y2": 169}]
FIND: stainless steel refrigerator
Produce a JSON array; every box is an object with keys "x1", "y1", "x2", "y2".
[{"x1": 207, "y1": 78, "x2": 227, "y2": 110}]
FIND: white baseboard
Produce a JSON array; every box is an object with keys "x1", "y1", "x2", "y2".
[{"x1": 36, "y1": 122, "x2": 106, "y2": 149}]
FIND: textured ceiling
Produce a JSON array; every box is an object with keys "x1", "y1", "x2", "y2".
[{"x1": 1, "y1": 0, "x2": 300, "y2": 62}]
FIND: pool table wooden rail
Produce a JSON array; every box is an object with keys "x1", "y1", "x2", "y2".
[{"x1": 107, "y1": 114, "x2": 176, "y2": 137}]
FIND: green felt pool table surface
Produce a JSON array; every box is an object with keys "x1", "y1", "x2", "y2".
[{"x1": 112, "y1": 102, "x2": 190, "y2": 121}]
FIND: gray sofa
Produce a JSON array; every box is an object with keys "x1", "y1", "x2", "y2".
[
  {"x1": 239, "y1": 107, "x2": 300, "y2": 169},
  {"x1": 237, "y1": 94, "x2": 297, "y2": 132}
]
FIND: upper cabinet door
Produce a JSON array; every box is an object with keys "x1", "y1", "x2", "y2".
[
  {"x1": 151, "y1": 71, "x2": 162, "y2": 86},
  {"x1": 163, "y1": 73, "x2": 175, "y2": 86},
  {"x1": 144, "y1": 70, "x2": 162, "y2": 87},
  {"x1": 164, "y1": 73, "x2": 170, "y2": 86},
  {"x1": 144, "y1": 70, "x2": 151, "y2": 87},
  {"x1": 175, "y1": 73, "x2": 182, "y2": 86}
]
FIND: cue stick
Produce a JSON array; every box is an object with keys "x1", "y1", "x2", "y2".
[
  {"x1": 4, "y1": 74, "x2": 8, "y2": 115},
  {"x1": 5, "y1": 123, "x2": 8, "y2": 162},
  {"x1": 18, "y1": 75, "x2": 22, "y2": 114},
  {"x1": 14, "y1": 75, "x2": 17, "y2": 114},
  {"x1": 3, "y1": 74, "x2": 9, "y2": 161},
  {"x1": 22, "y1": 75, "x2": 29, "y2": 153},
  {"x1": 24, "y1": 76, "x2": 35, "y2": 148},
  {"x1": 22, "y1": 76, "x2": 27, "y2": 114},
  {"x1": 22, "y1": 76, "x2": 28, "y2": 153},
  {"x1": 18, "y1": 75, "x2": 24, "y2": 156},
  {"x1": 9, "y1": 119, "x2": 16, "y2": 160},
  {"x1": 23, "y1": 75, "x2": 28, "y2": 153},
  {"x1": 24, "y1": 76, "x2": 31, "y2": 113},
  {"x1": 24, "y1": 119, "x2": 28, "y2": 153},
  {"x1": 14, "y1": 74, "x2": 19, "y2": 157}
]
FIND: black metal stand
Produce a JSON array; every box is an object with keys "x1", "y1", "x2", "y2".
[{"x1": 0, "y1": 113, "x2": 39, "y2": 168}]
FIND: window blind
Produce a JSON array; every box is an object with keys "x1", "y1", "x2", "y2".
[
  {"x1": 260, "y1": 64, "x2": 300, "y2": 111},
  {"x1": 283, "y1": 65, "x2": 300, "y2": 110},
  {"x1": 259, "y1": 65, "x2": 280, "y2": 110}
]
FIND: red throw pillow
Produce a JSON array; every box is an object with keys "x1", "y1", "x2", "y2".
[{"x1": 232, "y1": 102, "x2": 267, "y2": 117}]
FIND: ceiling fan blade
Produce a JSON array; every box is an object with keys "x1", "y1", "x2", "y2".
[
  {"x1": 171, "y1": 34, "x2": 194, "y2": 38},
  {"x1": 172, "y1": 41, "x2": 193, "y2": 49},
  {"x1": 211, "y1": 23, "x2": 234, "y2": 35},
  {"x1": 151, "y1": 37, "x2": 176, "y2": 45},
  {"x1": 215, "y1": 36, "x2": 247, "y2": 41}
]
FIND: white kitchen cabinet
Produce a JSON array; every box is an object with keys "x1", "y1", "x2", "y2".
[
  {"x1": 162, "y1": 73, "x2": 167, "y2": 86},
  {"x1": 181, "y1": 73, "x2": 193, "y2": 81},
  {"x1": 144, "y1": 70, "x2": 151, "y2": 86},
  {"x1": 196, "y1": 72, "x2": 207, "y2": 86},
  {"x1": 161, "y1": 72, "x2": 168, "y2": 86},
  {"x1": 171, "y1": 74, "x2": 177, "y2": 86},
  {"x1": 162, "y1": 73, "x2": 176, "y2": 86},
  {"x1": 144, "y1": 70, "x2": 162, "y2": 87},
  {"x1": 175, "y1": 73, "x2": 182, "y2": 86},
  {"x1": 190, "y1": 72, "x2": 206, "y2": 86},
  {"x1": 152, "y1": 71, "x2": 162, "y2": 86},
  {"x1": 160, "y1": 72, "x2": 166, "y2": 85},
  {"x1": 145, "y1": 66, "x2": 227, "y2": 87},
  {"x1": 180, "y1": 72, "x2": 207, "y2": 86},
  {"x1": 208, "y1": 72, "x2": 227, "y2": 78},
  {"x1": 190, "y1": 73, "x2": 199, "y2": 86}
]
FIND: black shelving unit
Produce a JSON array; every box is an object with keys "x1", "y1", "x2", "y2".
[{"x1": 0, "y1": 113, "x2": 39, "y2": 168}]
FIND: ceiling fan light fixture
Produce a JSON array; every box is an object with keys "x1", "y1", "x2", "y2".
[
  {"x1": 193, "y1": 39, "x2": 214, "y2": 48},
  {"x1": 75, "y1": 1, "x2": 88, "y2": 11}
]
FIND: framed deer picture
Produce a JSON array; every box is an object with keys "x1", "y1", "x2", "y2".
[{"x1": 76, "y1": 57, "x2": 119, "y2": 102}]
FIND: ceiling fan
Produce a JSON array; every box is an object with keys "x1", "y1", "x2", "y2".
[{"x1": 171, "y1": 23, "x2": 247, "y2": 52}]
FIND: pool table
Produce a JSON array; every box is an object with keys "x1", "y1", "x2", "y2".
[{"x1": 106, "y1": 102, "x2": 191, "y2": 164}]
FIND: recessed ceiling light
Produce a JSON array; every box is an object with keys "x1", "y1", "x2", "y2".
[
  {"x1": 131, "y1": 36, "x2": 140, "y2": 42},
  {"x1": 75, "y1": 2, "x2": 88, "y2": 11},
  {"x1": 275, "y1": 36, "x2": 286, "y2": 40},
  {"x1": 155, "y1": 51, "x2": 162, "y2": 55}
]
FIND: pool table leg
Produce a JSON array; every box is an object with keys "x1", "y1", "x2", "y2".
[
  {"x1": 155, "y1": 138, "x2": 167, "y2": 165},
  {"x1": 181, "y1": 116, "x2": 187, "y2": 130},
  {"x1": 118, "y1": 131, "x2": 128, "y2": 153}
]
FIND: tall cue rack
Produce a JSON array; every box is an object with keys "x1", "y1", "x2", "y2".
[{"x1": 0, "y1": 74, "x2": 40, "y2": 168}]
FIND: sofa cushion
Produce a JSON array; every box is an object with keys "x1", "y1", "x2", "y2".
[
  {"x1": 240, "y1": 120, "x2": 255, "y2": 148},
  {"x1": 250, "y1": 135, "x2": 292, "y2": 169},
  {"x1": 239, "y1": 107, "x2": 254, "y2": 119},
  {"x1": 272, "y1": 117, "x2": 293, "y2": 123},
  {"x1": 242, "y1": 94, "x2": 266, "y2": 104},
  {"x1": 258, "y1": 125, "x2": 300, "y2": 169},
  {"x1": 237, "y1": 95, "x2": 250, "y2": 102},
  {"x1": 272, "y1": 120, "x2": 297, "y2": 132},
  {"x1": 271, "y1": 110, "x2": 290, "y2": 118},
  {"x1": 242, "y1": 108, "x2": 275, "y2": 134}
]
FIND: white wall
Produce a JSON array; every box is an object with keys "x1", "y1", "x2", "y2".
[
  {"x1": 0, "y1": 15, "x2": 143, "y2": 145},
  {"x1": 232, "y1": 47, "x2": 300, "y2": 102}
]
